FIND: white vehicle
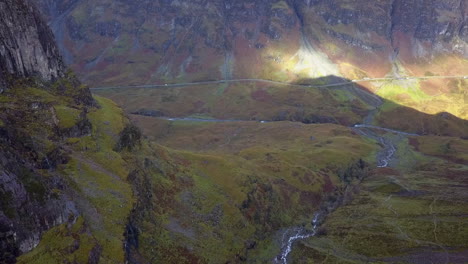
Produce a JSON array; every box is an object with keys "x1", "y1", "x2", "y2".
[
  {"x1": 164, "y1": 83, "x2": 168, "y2": 86},
  {"x1": 363, "y1": 77, "x2": 370, "y2": 80},
  {"x1": 464, "y1": 76, "x2": 468, "y2": 79}
]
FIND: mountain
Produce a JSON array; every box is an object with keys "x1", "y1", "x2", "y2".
[
  {"x1": 2, "y1": 0, "x2": 468, "y2": 263},
  {"x1": 1, "y1": 0, "x2": 64, "y2": 84},
  {"x1": 30, "y1": 0, "x2": 468, "y2": 122},
  {"x1": 31, "y1": 0, "x2": 467, "y2": 86},
  {"x1": 0, "y1": 1, "x2": 133, "y2": 262}
]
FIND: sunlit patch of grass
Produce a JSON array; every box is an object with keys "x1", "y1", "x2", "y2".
[{"x1": 376, "y1": 81, "x2": 431, "y2": 104}]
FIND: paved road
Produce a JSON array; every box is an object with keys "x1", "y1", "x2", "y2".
[
  {"x1": 90, "y1": 75, "x2": 467, "y2": 91},
  {"x1": 159, "y1": 117, "x2": 245, "y2": 122}
]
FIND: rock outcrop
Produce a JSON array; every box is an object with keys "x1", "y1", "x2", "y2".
[
  {"x1": 0, "y1": 0, "x2": 93, "y2": 262},
  {"x1": 0, "y1": 0, "x2": 65, "y2": 90}
]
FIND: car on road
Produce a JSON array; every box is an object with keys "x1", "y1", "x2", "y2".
[{"x1": 363, "y1": 77, "x2": 370, "y2": 80}]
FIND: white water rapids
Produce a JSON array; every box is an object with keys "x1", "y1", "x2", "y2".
[{"x1": 276, "y1": 213, "x2": 321, "y2": 264}]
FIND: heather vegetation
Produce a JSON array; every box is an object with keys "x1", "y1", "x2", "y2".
[{"x1": 2, "y1": 0, "x2": 467, "y2": 263}]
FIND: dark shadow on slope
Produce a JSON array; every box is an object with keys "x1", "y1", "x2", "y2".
[
  {"x1": 93, "y1": 75, "x2": 467, "y2": 138},
  {"x1": 118, "y1": 75, "x2": 467, "y2": 264},
  {"x1": 291, "y1": 75, "x2": 468, "y2": 138}
]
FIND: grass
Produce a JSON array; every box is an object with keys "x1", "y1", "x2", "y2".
[
  {"x1": 18, "y1": 95, "x2": 134, "y2": 263},
  {"x1": 376, "y1": 81, "x2": 430, "y2": 103},
  {"x1": 17, "y1": 217, "x2": 98, "y2": 264},
  {"x1": 288, "y1": 136, "x2": 468, "y2": 263},
  {"x1": 95, "y1": 82, "x2": 369, "y2": 126},
  {"x1": 62, "y1": 159, "x2": 132, "y2": 263},
  {"x1": 54, "y1": 105, "x2": 81, "y2": 129},
  {"x1": 374, "y1": 100, "x2": 468, "y2": 137},
  {"x1": 121, "y1": 116, "x2": 379, "y2": 261},
  {"x1": 374, "y1": 78, "x2": 467, "y2": 122},
  {"x1": 411, "y1": 136, "x2": 468, "y2": 162}
]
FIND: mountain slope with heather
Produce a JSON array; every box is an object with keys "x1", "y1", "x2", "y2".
[
  {"x1": 32, "y1": 0, "x2": 467, "y2": 85},
  {"x1": 0, "y1": 1, "x2": 134, "y2": 262},
  {"x1": 31, "y1": 0, "x2": 468, "y2": 121},
  {"x1": 1, "y1": 0, "x2": 468, "y2": 263}
]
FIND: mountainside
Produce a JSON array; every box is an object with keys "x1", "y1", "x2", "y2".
[
  {"x1": 2, "y1": 1, "x2": 468, "y2": 263},
  {"x1": 31, "y1": 0, "x2": 467, "y2": 86},
  {"x1": 0, "y1": 1, "x2": 132, "y2": 262},
  {"x1": 0, "y1": 0, "x2": 87, "y2": 258},
  {"x1": 30, "y1": 0, "x2": 468, "y2": 122},
  {"x1": 0, "y1": 0, "x2": 65, "y2": 89}
]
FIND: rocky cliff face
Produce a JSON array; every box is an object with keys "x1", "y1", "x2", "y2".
[
  {"x1": 0, "y1": 0, "x2": 66, "y2": 91},
  {"x1": 297, "y1": 0, "x2": 467, "y2": 50},
  {"x1": 29, "y1": 0, "x2": 468, "y2": 86},
  {"x1": 0, "y1": 0, "x2": 95, "y2": 262}
]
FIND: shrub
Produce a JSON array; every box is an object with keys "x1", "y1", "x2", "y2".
[
  {"x1": 115, "y1": 124, "x2": 142, "y2": 151},
  {"x1": 338, "y1": 159, "x2": 369, "y2": 184}
]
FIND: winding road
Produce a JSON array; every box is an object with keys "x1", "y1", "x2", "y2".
[
  {"x1": 90, "y1": 75, "x2": 467, "y2": 90},
  {"x1": 353, "y1": 124, "x2": 418, "y2": 137},
  {"x1": 117, "y1": 75, "x2": 448, "y2": 263},
  {"x1": 153, "y1": 117, "x2": 416, "y2": 169}
]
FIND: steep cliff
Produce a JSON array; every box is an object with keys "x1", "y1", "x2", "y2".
[
  {"x1": 30, "y1": 0, "x2": 468, "y2": 86},
  {"x1": 0, "y1": 1, "x2": 131, "y2": 263},
  {"x1": 0, "y1": 0, "x2": 66, "y2": 90}
]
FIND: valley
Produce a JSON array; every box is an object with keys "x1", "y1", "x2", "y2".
[
  {"x1": 112, "y1": 75, "x2": 466, "y2": 262},
  {"x1": 0, "y1": 0, "x2": 467, "y2": 263}
]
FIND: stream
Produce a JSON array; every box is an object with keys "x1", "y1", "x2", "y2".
[
  {"x1": 275, "y1": 213, "x2": 321, "y2": 264},
  {"x1": 274, "y1": 87, "x2": 419, "y2": 263},
  {"x1": 156, "y1": 103, "x2": 418, "y2": 263}
]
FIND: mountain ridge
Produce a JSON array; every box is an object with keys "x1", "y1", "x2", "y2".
[{"x1": 30, "y1": 0, "x2": 468, "y2": 86}]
